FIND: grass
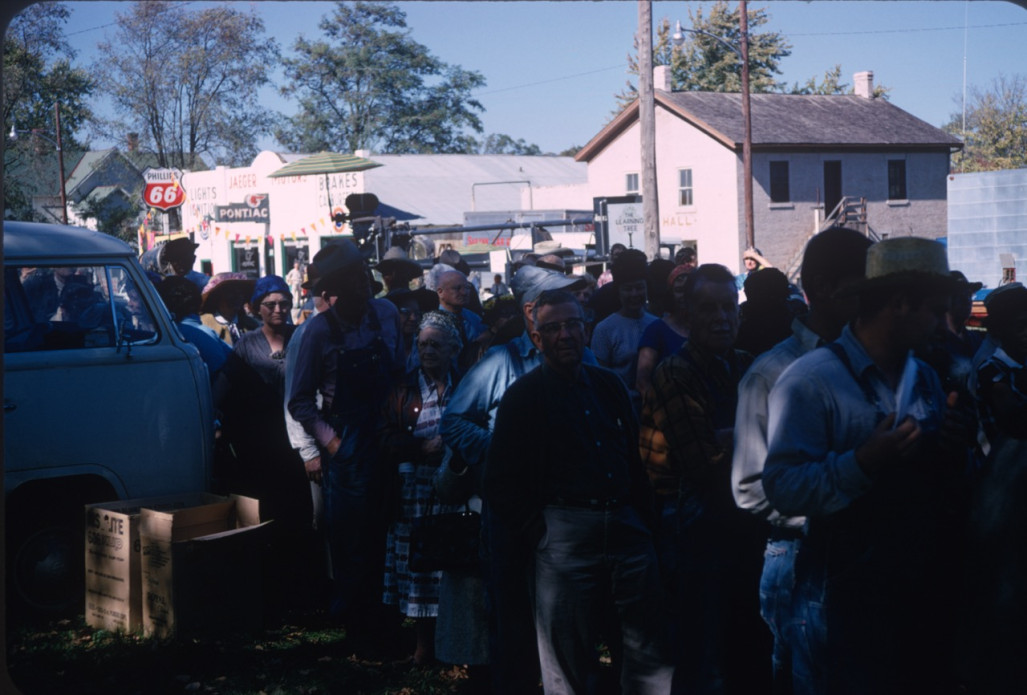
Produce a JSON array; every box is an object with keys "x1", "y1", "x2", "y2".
[{"x1": 4, "y1": 610, "x2": 471, "y2": 695}]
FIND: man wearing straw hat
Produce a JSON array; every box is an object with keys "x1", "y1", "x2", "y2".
[{"x1": 763, "y1": 237, "x2": 975, "y2": 694}]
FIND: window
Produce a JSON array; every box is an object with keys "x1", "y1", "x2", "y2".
[
  {"x1": 625, "y1": 172, "x2": 639, "y2": 195},
  {"x1": 769, "y1": 161, "x2": 790, "y2": 203},
  {"x1": 888, "y1": 160, "x2": 907, "y2": 200},
  {"x1": 6, "y1": 264, "x2": 158, "y2": 352},
  {"x1": 678, "y1": 168, "x2": 693, "y2": 206}
]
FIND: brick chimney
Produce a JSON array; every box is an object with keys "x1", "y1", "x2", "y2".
[
  {"x1": 854, "y1": 71, "x2": 874, "y2": 99},
  {"x1": 654, "y1": 65, "x2": 672, "y2": 92},
  {"x1": 126, "y1": 132, "x2": 139, "y2": 152}
]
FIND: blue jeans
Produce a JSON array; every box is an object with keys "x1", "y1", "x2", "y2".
[
  {"x1": 759, "y1": 537, "x2": 799, "y2": 694},
  {"x1": 323, "y1": 424, "x2": 382, "y2": 622},
  {"x1": 789, "y1": 569, "x2": 826, "y2": 695},
  {"x1": 535, "y1": 504, "x2": 674, "y2": 695}
]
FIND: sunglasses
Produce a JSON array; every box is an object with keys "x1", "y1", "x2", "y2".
[{"x1": 261, "y1": 300, "x2": 292, "y2": 311}]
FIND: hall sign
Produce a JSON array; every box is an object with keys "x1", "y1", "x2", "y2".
[
  {"x1": 214, "y1": 194, "x2": 270, "y2": 222},
  {"x1": 142, "y1": 168, "x2": 186, "y2": 211}
]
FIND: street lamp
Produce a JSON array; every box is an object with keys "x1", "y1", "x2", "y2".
[
  {"x1": 672, "y1": 6, "x2": 754, "y2": 251},
  {"x1": 9, "y1": 102, "x2": 68, "y2": 224}
]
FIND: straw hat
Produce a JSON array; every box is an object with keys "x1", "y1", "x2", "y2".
[
  {"x1": 851, "y1": 237, "x2": 955, "y2": 294},
  {"x1": 201, "y1": 272, "x2": 256, "y2": 311}
]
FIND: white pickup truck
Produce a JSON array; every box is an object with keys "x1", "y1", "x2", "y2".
[{"x1": 4, "y1": 221, "x2": 214, "y2": 618}]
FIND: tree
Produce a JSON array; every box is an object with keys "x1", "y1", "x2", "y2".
[
  {"x1": 945, "y1": 74, "x2": 1027, "y2": 172},
  {"x1": 75, "y1": 194, "x2": 141, "y2": 244},
  {"x1": 277, "y1": 1, "x2": 486, "y2": 154},
  {"x1": 617, "y1": 3, "x2": 791, "y2": 110},
  {"x1": 467, "y1": 133, "x2": 543, "y2": 155},
  {"x1": 91, "y1": 2, "x2": 279, "y2": 169},
  {"x1": 789, "y1": 64, "x2": 891, "y2": 99},
  {"x1": 3, "y1": 2, "x2": 94, "y2": 221}
]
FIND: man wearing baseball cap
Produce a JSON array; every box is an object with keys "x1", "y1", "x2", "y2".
[{"x1": 763, "y1": 237, "x2": 974, "y2": 693}]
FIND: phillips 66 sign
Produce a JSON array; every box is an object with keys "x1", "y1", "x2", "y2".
[{"x1": 142, "y1": 168, "x2": 186, "y2": 211}]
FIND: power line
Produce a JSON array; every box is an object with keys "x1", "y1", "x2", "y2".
[
  {"x1": 66, "y1": 22, "x2": 117, "y2": 37},
  {"x1": 790, "y1": 20, "x2": 1027, "y2": 37},
  {"x1": 474, "y1": 64, "x2": 627, "y2": 96}
]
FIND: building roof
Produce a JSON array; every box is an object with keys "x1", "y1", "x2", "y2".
[
  {"x1": 357, "y1": 154, "x2": 588, "y2": 227},
  {"x1": 63, "y1": 149, "x2": 135, "y2": 197},
  {"x1": 65, "y1": 148, "x2": 209, "y2": 199},
  {"x1": 576, "y1": 91, "x2": 964, "y2": 161},
  {"x1": 81, "y1": 184, "x2": 130, "y2": 206}
]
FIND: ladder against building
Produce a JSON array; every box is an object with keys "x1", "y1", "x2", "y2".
[
  {"x1": 781, "y1": 196, "x2": 880, "y2": 283},
  {"x1": 1000, "y1": 253, "x2": 1017, "y2": 285}
]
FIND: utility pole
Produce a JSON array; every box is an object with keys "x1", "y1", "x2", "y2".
[
  {"x1": 638, "y1": 0, "x2": 660, "y2": 260},
  {"x1": 740, "y1": 0, "x2": 754, "y2": 250},
  {"x1": 54, "y1": 102, "x2": 68, "y2": 224}
]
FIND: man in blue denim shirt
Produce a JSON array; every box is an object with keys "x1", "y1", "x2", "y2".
[
  {"x1": 764, "y1": 237, "x2": 973, "y2": 695},
  {"x1": 440, "y1": 265, "x2": 589, "y2": 694},
  {"x1": 731, "y1": 227, "x2": 871, "y2": 694}
]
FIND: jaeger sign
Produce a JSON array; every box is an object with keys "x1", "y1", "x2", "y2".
[{"x1": 214, "y1": 194, "x2": 270, "y2": 223}]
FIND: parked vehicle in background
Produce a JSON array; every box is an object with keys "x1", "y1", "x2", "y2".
[{"x1": 4, "y1": 221, "x2": 214, "y2": 618}]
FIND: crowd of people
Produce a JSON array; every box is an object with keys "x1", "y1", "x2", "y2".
[{"x1": 136, "y1": 229, "x2": 1027, "y2": 695}]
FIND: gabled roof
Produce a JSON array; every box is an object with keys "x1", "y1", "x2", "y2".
[
  {"x1": 64, "y1": 149, "x2": 137, "y2": 196},
  {"x1": 576, "y1": 91, "x2": 963, "y2": 162},
  {"x1": 81, "y1": 184, "x2": 131, "y2": 206}
]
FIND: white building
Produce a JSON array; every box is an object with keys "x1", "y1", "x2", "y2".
[
  {"x1": 179, "y1": 151, "x2": 588, "y2": 278},
  {"x1": 576, "y1": 71, "x2": 963, "y2": 275}
]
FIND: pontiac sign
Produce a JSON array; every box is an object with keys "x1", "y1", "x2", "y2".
[{"x1": 214, "y1": 193, "x2": 269, "y2": 222}]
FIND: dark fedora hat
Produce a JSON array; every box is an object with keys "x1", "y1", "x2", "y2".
[
  {"x1": 161, "y1": 236, "x2": 199, "y2": 260},
  {"x1": 376, "y1": 246, "x2": 424, "y2": 283},
  {"x1": 308, "y1": 240, "x2": 366, "y2": 290}
]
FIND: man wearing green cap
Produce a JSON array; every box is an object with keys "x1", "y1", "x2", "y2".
[{"x1": 763, "y1": 237, "x2": 975, "y2": 694}]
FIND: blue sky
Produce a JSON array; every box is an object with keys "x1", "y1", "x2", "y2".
[{"x1": 57, "y1": 1, "x2": 1027, "y2": 157}]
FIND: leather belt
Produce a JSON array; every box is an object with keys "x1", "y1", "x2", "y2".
[
  {"x1": 553, "y1": 495, "x2": 628, "y2": 511},
  {"x1": 768, "y1": 526, "x2": 804, "y2": 542}
]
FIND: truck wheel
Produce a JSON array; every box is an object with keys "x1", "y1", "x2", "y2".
[
  {"x1": 8, "y1": 522, "x2": 82, "y2": 619},
  {"x1": 5, "y1": 480, "x2": 112, "y2": 622}
]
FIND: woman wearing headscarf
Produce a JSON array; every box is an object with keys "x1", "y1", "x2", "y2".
[
  {"x1": 216, "y1": 275, "x2": 315, "y2": 615},
  {"x1": 379, "y1": 310, "x2": 463, "y2": 665}
]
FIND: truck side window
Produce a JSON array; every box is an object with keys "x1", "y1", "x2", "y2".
[{"x1": 7, "y1": 265, "x2": 159, "y2": 352}]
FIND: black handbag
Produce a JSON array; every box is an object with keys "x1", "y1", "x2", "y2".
[{"x1": 408, "y1": 493, "x2": 481, "y2": 573}]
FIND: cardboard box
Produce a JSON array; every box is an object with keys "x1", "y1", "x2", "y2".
[
  {"x1": 84, "y1": 492, "x2": 226, "y2": 633},
  {"x1": 139, "y1": 494, "x2": 271, "y2": 639}
]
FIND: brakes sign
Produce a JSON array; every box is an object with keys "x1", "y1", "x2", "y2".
[{"x1": 142, "y1": 168, "x2": 186, "y2": 211}]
